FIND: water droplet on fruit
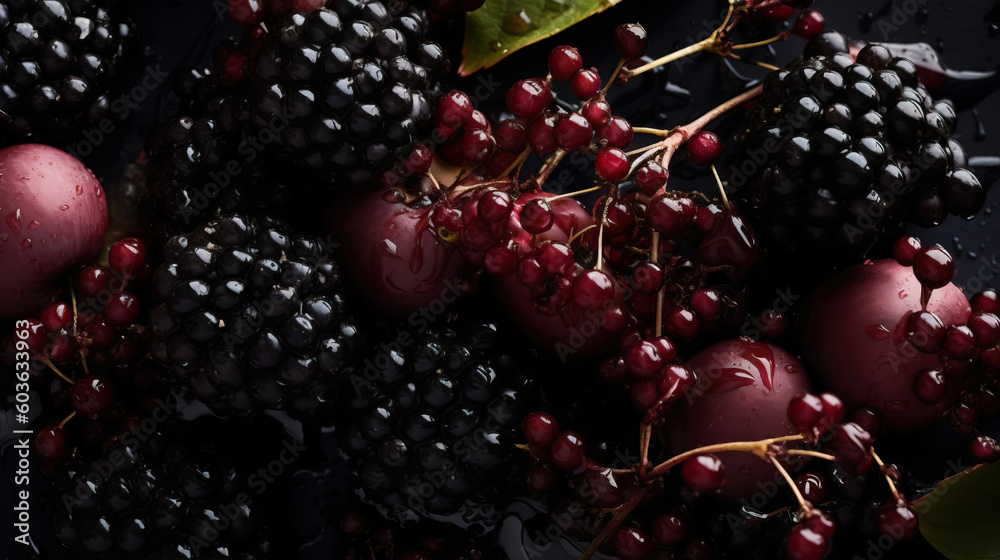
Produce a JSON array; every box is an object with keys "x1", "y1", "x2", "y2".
[
  {"x1": 20, "y1": 239, "x2": 30, "y2": 249},
  {"x1": 13, "y1": 192, "x2": 22, "y2": 201},
  {"x1": 75, "y1": 184, "x2": 83, "y2": 196},
  {"x1": 739, "y1": 465, "x2": 752, "y2": 474},
  {"x1": 489, "y1": 40, "x2": 502, "y2": 51},
  {"x1": 898, "y1": 290, "x2": 908, "y2": 300},
  {"x1": 27, "y1": 220, "x2": 39, "y2": 230},
  {"x1": 502, "y1": 9, "x2": 533, "y2": 35},
  {"x1": 865, "y1": 324, "x2": 891, "y2": 340},
  {"x1": 785, "y1": 364, "x2": 797, "y2": 373},
  {"x1": 884, "y1": 399, "x2": 907, "y2": 412},
  {"x1": 59, "y1": 205, "x2": 69, "y2": 211},
  {"x1": 6, "y1": 209, "x2": 21, "y2": 234}
]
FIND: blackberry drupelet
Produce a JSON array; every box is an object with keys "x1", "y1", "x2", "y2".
[
  {"x1": 336, "y1": 317, "x2": 535, "y2": 520},
  {"x1": 0, "y1": 0, "x2": 136, "y2": 145},
  {"x1": 731, "y1": 31, "x2": 984, "y2": 258},
  {"x1": 244, "y1": 0, "x2": 447, "y2": 185},
  {"x1": 47, "y1": 416, "x2": 288, "y2": 559},
  {"x1": 147, "y1": 213, "x2": 362, "y2": 418}
]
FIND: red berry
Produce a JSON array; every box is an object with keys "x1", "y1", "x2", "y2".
[
  {"x1": 581, "y1": 100, "x2": 612, "y2": 129},
  {"x1": 595, "y1": 148, "x2": 629, "y2": 181},
  {"x1": 550, "y1": 431, "x2": 586, "y2": 470},
  {"x1": 664, "y1": 307, "x2": 699, "y2": 342},
  {"x1": 523, "y1": 411, "x2": 559, "y2": 449},
  {"x1": 487, "y1": 150, "x2": 519, "y2": 178},
  {"x1": 623, "y1": 340, "x2": 663, "y2": 380},
  {"x1": 614, "y1": 527, "x2": 653, "y2": 560},
  {"x1": 876, "y1": 501, "x2": 919, "y2": 542},
  {"x1": 521, "y1": 198, "x2": 555, "y2": 234},
  {"x1": 548, "y1": 46, "x2": 583, "y2": 81},
  {"x1": 528, "y1": 116, "x2": 558, "y2": 155},
  {"x1": 632, "y1": 262, "x2": 663, "y2": 294},
  {"x1": 687, "y1": 130, "x2": 722, "y2": 166},
  {"x1": 972, "y1": 289, "x2": 1000, "y2": 313},
  {"x1": 467, "y1": 110, "x2": 491, "y2": 133},
  {"x1": 221, "y1": 51, "x2": 247, "y2": 84},
  {"x1": 682, "y1": 453, "x2": 725, "y2": 493},
  {"x1": 788, "y1": 393, "x2": 826, "y2": 433},
  {"x1": 34, "y1": 426, "x2": 67, "y2": 461},
  {"x1": 555, "y1": 113, "x2": 594, "y2": 151},
  {"x1": 48, "y1": 334, "x2": 79, "y2": 362},
  {"x1": 601, "y1": 117, "x2": 633, "y2": 148},
  {"x1": 819, "y1": 392, "x2": 845, "y2": 427},
  {"x1": 912, "y1": 244, "x2": 955, "y2": 289},
  {"x1": 596, "y1": 196, "x2": 635, "y2": 234},
  {"x1": 635, "y1": 162, "x2": 667, "y2": 196},
  {"x1": 104, "y1": 292, "x2": 140, "y2": 326},
  {"x1": 630, "y1": 381, "x2": 659, "y2": 412},
  {"x1": 108, "y1": 237, "x2": 147, "y2": 275},
  {"x1": 905, "y1": 310, "x2": 945, "y2": 351},
  {"x1": 570, "y1": 69, "x2": 602, "y2": 101},
  {"x1": 969, "y1": 312, "x2": 1000, "y2": 348},
  {"x1": 913, "y1": 368, "x2": 948, "y2": 404},
  {"x1": 526, "y1": 462, "x2": 557, "y2": 495},
  {"x1": 77, "y1": 266, "x2": 110, "y2": 298},
  {"x1": 796, "y1": 472, "x2": 826, "y2": 504},
  {"x1": 478, "y1": 190, "x2": 513, "y2": 223},
  {"x1": 228, "y1": 0, "x2": 263, "y2": 27},
  {"x1": 571, "y1": 270, "x2": 615, "y2": 311},
  {"x1": 648, "y1": 194, "x2": 696, "y2": 236},
  {"x1": 969, "y1": 435, "x2": 1000, "y2": 463},
  {"x1": 19, "y1": 318, "x2": 48, "y2": 353},
  {"x1": 41, "y1": 302, "x2": 72, "y2": 332},
  {"x1": 401, "y1": 144, "x2": 433, "y2": 175},
  {"x1": 828, "y1": 422, "x2": 875, "y2": 475},
  {"x1": 71, "y1": 376, "x2": 116, "y2": 419},
  {"x1": 506, "y1": 79, "x2": 553, "y2": 119},
  {"x1": 758, "y1": 3, "x2": 794, "y2": 21},
  {"x1": 793, "y1": 10, "x2": 825, "y2": 38},
  {"x1": 942, "y1": 325, "x2": 976, "y2": 359},
  {"x1": 613, "y1": 23, "x2": 648, "y2": 61},
  {"x1": 805, "y1": 512, "x2": 836, "y2": 540},
  {"x1": 458, "y1": 128, "x2": 495, "y2": 164},
  {"x1": 437, "y1": 90, "x2": 474, "y2": 129},
  {"x1": 691, "y1": 288, "x2": 723, "y2": 321},
  {"x1": 652, "y1": 512, "x2": 687, "y2": 546},
  {"x1": 893, "y1": 236, "x2": 921, "y2": 265},
  {"x1": 495, "y1": 118, "x2": 529, "y2": 151},
  {"x1": 785, "y1": 525, "x2": 828, "y2": 560}
]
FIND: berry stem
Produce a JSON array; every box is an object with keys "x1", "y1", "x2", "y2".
[
  {"x1": 785, "y1": 449, "x2": 837, "y2": 461},
  {"x1": 58, "y1": 411, "x2": 76, "y2": 429},
  {"x1": 578, "y1": 487, "x2": 650, "y2": 560},
  {"x1": 566, "y1": 224, "x2": 598, "y2": 245},
  {"x1": 730, "y1": 33, "x2": 788, "y2": 50},
  {"x1": 501, "y1": 146, "x2": 532, "y2": 178},
  {"x1": 646, "y1": 434, "x2": 804, "y2": 478},
  {"x1": 69, "y1": 284, "x2": 79, "y2": 336},
  {"x1": 39, "y1": 356, "x2": 75, "y2": 385},
  {"x1": 626, "y1": 36, "x2": 716, "y2": 78},
  {"x1": 710, "y1": 164, "x2": 731, "y2": 209},
  {"x1": 602, "y1": 59, "x2": 627, "y2": 96},
  {"x1": 871, "y1": 448, "x2": 905, "y2": 503},
  {"x1": 632, "y1": 127, "x2": 672, "y2": 137},
  {"x1": 533, "y1": 149, "x2": 568, "y2": 189},
  {"x1": 770, "y1": 454, "x2": 815, "y2": 515},
  {"x1": 726, "y1": 52, "x2": 781, "y2": 71},
  {"x1": 547, "y1": 185, "x2": 604, "y2": 201}
]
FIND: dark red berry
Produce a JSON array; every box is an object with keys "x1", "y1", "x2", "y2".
[
  {"x1": 521, "y1": 198, "x2": 555, "y2": 234},
  {"x1": 48, "y1": 335, "x2": 79, "y2": 362},
  {"x1": 969, "y1": 312, "x2": 1000, "y2": 348},
  {"x1": 614, "y1": 527, "x2": 653, "y2": 560},
  {"x1": 623, "y1": 339, "x2": 664, "y2": 380},
  {"x1": 788, "y1": 393, "x2": 826, "y2": 433},
  {"x1": 893, "y1": 236, "x2": 921, "y2": 265},
  {"x1": 70, "y1": 376, "x2": 116, "y2": 419},
  {"x1": 507, "y1": 79, "x2": 553, "y2": 119},
  {"x1": 647, "y1": 194, "x2": 695, "y2": 235},
  {"x1": 635, "y1": 162, "x2": 667, "y2": 196},
  {"x1": 571, "y1": 270, "x2": 615, "y2": 311},
  {"x1": 338, "y1": 509, "x2": 369, "y2": 538},
  {"x1": 687, "y1": 130, "x2": 723, "y2": 166},
  {"x1": 828, "y1": 422, "x2": 875, "y2": 475},
  {"x1": 792, "y1": 10, "x2": 825, "y2": 38},
  {"x1": 41, "y1": 302, "x2": 72, "y2": 332},
  {"x1": 19, "y1": 318, "x2": 48, "y2": 353},
  {"x1": 805, "y1": 512, "x2": 836, "y2": 540},
  {"x1": 913, "y1": 244, "x2": 955, "y2": 289},
  {"x1": 104, "y1": 292, "x2": 140, "y2": 326},
  {"x1": 664, "y1": 307, "x2": 699, "y2": 342},
  {"x1": 600, "y1": 117, "x2": 633, "y2": 148},
  {"x1": 402, "y1": 144, "x2": 433, "y2": 175},
  {"x1": 682, "y1": 453, "x2": 725, "y2": 493},
  {"x1": 819, "y1": 392, "x2": 845, "y2": 428},
  {"x1": 785, "y1": 525, "x2": 828, "y2": 560},
  {"x1": 526, "y1": 462, "x2": 557, "y2": 495},
  {"x1": 548, "y1": 46, "x2": 583, "y2": 81},
  {"x1": 34, "y1": 426, "x2": 67, "y2": 462},
  {"x1": 969, "y1": 435, "x2": 1000, "y2": 463},
  {"x1": 109, "y1": 237, "x2": 147, "y2": 275},
  {"x1": 570, "y1": 69, "x2": 602, "y2": 101},
  {"x1": 478, "y1": 190, "x2": 513, "y2": 223},
  {"x1": 495, "y1": 118, "x2": 529, "y2": 151},
  {"x1": 458, "y1": 128, "x2": 495, "y2": 164},
  {"x1": 77, "y1": 266, "x2": 110, "y2": 298},
  {"x1": 972, "y1": 290, "x2": 1000, "y2": 314},
  {"x1": 758, "y1": 3, "x2": 795, "y2": 21},
  {"x1": 595, "y1": 148, "x2": 629, "y2": 181},
  {"x1": 876, "y1": 501, "x2": 919, "y2": 542},
  {"x1": 555, "y1": 113, "x2": 594, "y2": 151},
  {"x1": 550, "y1": 431, "x2": 586, "y2": 470},
  {"x1": 691, "y1": 288, "x2": 724, "y2": 321},
  {"x1": 528, "y1": 116, "x2": 558, "y2": 155},
  {"x1": 905, "y1": 310, "x2": 945, "y2": 352},
  {"x1": 632, "y1": 262, "x2": 664, "y2": 294},
  {"x1": 229, "y1": 0, "x2": 264, "y2": 27},
  {"x1": 581, "y1": 100, "x2": 612, "y2": 129},
  {"x1": 943, "y1": 325, "x2": 976, "y2": 359},
  {"x1": 613, "y1": 23, "x2": 648, "y2": 61},
  {"x1": 485, "y1": 244, "x2": 518, "y2": 276},
  {"x1": 796, "y1": 472, "x2": 826, "y2": 504},
  {"x1": 437, "y1": 90, "x2": 474, "y2": 129},
  {"x1": 523, "y1": 411, "x2": 559, "y2": 449},
  {"x1": 467, "y1": 110, "x2": 491, "y2": 133},
  {"x1": 652, "y1": 512, "x2": 687, "y2": 546},
  {"x1": 913, "y1": 368, "x2": 948, "y2": 404}
]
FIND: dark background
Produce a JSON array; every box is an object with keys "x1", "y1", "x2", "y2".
[{"x1": 3, "y1": 0, "x2": 999, "y2": 558}]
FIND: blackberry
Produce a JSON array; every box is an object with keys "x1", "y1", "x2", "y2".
[
  {"x1": 335, "y1": 316, "x2": 535, "y2": 520},
  {"x1": 0, "y1": 0, "x2": 136, "y2": 145},
  {"x1": 147, "y1": 213, "x2": 362, "y2": 418},
  {"x1": 731, "y1": 32, "x2": 985, "y2": 258},
  {"x1": 47, "y1": 416, "x2": 289, "y2": 559},
  {"x1": 244, "y1": 0, "x2": 446, "y2": 185},
  {"x1": 333, "y1": 502, "x2": 506, "y2": 559}
]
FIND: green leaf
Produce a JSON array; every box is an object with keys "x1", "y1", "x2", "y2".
[
  {"x1": 460, "y1": 0, "x2": 627, "y2": 76},
  {"x1": 915, "y1": 460, "x2": 1000, "y2": 560}
]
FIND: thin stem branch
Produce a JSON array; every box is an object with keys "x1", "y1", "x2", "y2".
[
  {"x1": 647, "y1": 434, "x2": 803, "y2": 479},
  {"x1": 40, "y1": 356, "x2": 74, "y2": 385},
  {"x1": 730, "y1": 33, "x2": 788, "y2": 50},
  {"x1": 547, "y1": 185, "x2": 603, "y2": 201},
  {"x1": 770, "y1": 455, "x2": 814, "y2": 515},
  {"x1": 727, "y1": 52, "x2": 780, "y2": 71},
  {"x1": 639, "y1": 423, "x2": 652, "y2": 478},
  {"x1": 534, "y1": 149, "x2": 567, "y2": 190},
  {"x1": 578, "y1": 487, "x2": 649, "y2": 560},
  {"x1": 786, "y1": 449, "x2": 837, "y2": 461},
  {"x1": 633, "y1": 127, "x2": 671, "y2": 137},
  {"x1": 627, "y1": 36, "x2": 716, "y2": 78},
  {"x1": 871, "y1": 449, "x2": 904, "y2": 503},
  {"x1": 501, "y1": 146, "x2": 532, "y2": 178},
  {"x1": 566, "y1": 224, "x2": 598, "y2": 245},
  {"x1": 602, "y1": 59, "x2": 627, "y2": 96},
  {"x1": 710, "y1": 164, "x2": 731, "y2": 209},
  {"x1": 58, "y1": 411, "x2": 76, "y2": 429}
]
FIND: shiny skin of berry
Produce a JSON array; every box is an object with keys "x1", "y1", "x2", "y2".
[
  {"x1": 601, "y1": 117, "x2": 634, "y2": 148},
  {"x1": 687, "y1": 131, "x2": 722, "y2": 166},
  {"x1": 507, "y1": 79, "x2": 553, "y2": 119},
  {"x1": 437, "y1": 90, "x2": 474, "y2": 129},
  {"x1": 523, "y1": 411, "x2": 559, "y2": 450},
  {"x1": 104, "y1": 292, "x2": 140, "y2": 326},
  {"x1": 614, "y1": 527, "x2": 653, "y2": 560},
  {"x1": 682, "y1": 454, "x2": 726, "y2": 494},
  {"x1": 913, "y1": 244, "x2": 955, "y2": 289},
  {"x1": 595, "y1": 148, "x2": 630, "y2": 181},
  {"x1": 792, "y1": 10, "x2": 825, "y2": 38},
  {"x1": 785, "y1": 525, "x2": 828, "y2": 560},
  {"x1": 34, "y1": 427, "x2": 68, "y2": 462},
  {"x1": 70, "y1": 376, "x2": 116, "y2": 419},
  {"x1": 647, "y1": 195, "x2": 694, "y2": 236},
  {"x1": 550, "y1": 431, "x2": 586, "y2": 470},
  {"x1": 570, "y1": 69, "x2": 601, "y2": 101},
  {"x1": 41, "y1": 302, "x2": 73, "y2": 332},
  {"x1": 877, "y1": 501, "x2": 919, "y2": 542},
  {"x1": 521, "y1": 198, "x2": 556, "y2": 234},
  {"x1": 652, "y1": 512, "x2": 687, "y2": 546},
  {"x1": 636, "y1": 163, "x2": 667, "y2": 196},
  {"x1": 613, "y1": 23, "x2": 648, "y2": 61},
  {"x1": 800, "y1": 259, "x2": 971, "y2": 432},
  {"x1": 555, "y1": 113, "x2": 594, "y2": 152},
  {"x1": 571, "y1": 270, "x2": 615, "y2": 311},
  {"x1": 108, "y1": 238, "x2": 148, "y2": 275},
  {"x1": 548, "y1": 46, "x2": 583, "y2": 81},
  {"x1": 788, "y1": 393, "x2": 826, "y2": 433},
  {"x1": 893, "y1": 236, "x2": 921, "y2": 265}
]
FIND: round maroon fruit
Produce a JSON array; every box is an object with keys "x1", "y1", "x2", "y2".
[
  {"x1": 330, "y1": 188, "x2": 469, "y2": 317},
  {"x1": 664, "y1": 338, "x2": 812, "y2": 502},
  {"x1": 799, "y1": 259, "x2": 971, "y2": 432},
  {"x1": 0, "y1": 144, "x2": 107, "y2": 319},
  {"x1": 70, "y1": 376, "x2": 116, "y2": 419}
]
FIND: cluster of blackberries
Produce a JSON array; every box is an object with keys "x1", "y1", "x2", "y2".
[
  {"x1": 732, "y1": 31, "x2": 984, "y2": 258},
  {"x1": 0, "y1": 0, "x2": 136, "y2": 145},
  {"x1": 148, "y1": 213, "x2": 362, "y2": 419},
  {"x1": 336, "y1": 317, "x2": 536, "y2": 520}
]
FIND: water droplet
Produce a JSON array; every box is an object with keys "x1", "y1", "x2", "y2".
[
  {"x1": 30, "y1": 258, "x2": 41, "y2": 272},
  {"x1": 20, "y1": 238, "x2": 31, "y2": 249},
  {"x1": 75, "y1": 184, "x2": 83, "y2": 196},
  {"x1": 6, "y1": 209, "x2": 21, "y2": 234},
  {"x1": 59, "y1": 204, "x2": 69, "y2": 211},
  {"x1": 544, "y1": 0, "x2": 566, "y2": 11},
  {"x1": 898, "y1": 290, "x2": 908, "y2": 300},
  {"x1": 488, "y1": 40, "x2": 502, "y2": 51},
  {"x1": 866, "y1": 324, "x2": 891, "y2": 340},
  {"x1": 739, "y1": 465, "x2": 752, "y2": 475},
  {"x1": 502, "y1": 9, "x2": 533, "y2": 36},
  {"x1": 27, "y1": 220, "x2": 39, "y2": 230},
  {"x1": 13, "y1": 192, "x2": 22, "y2": 201},
  {"x1": 785, "y1": 364, "x2": 797, "y2": 373}
]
